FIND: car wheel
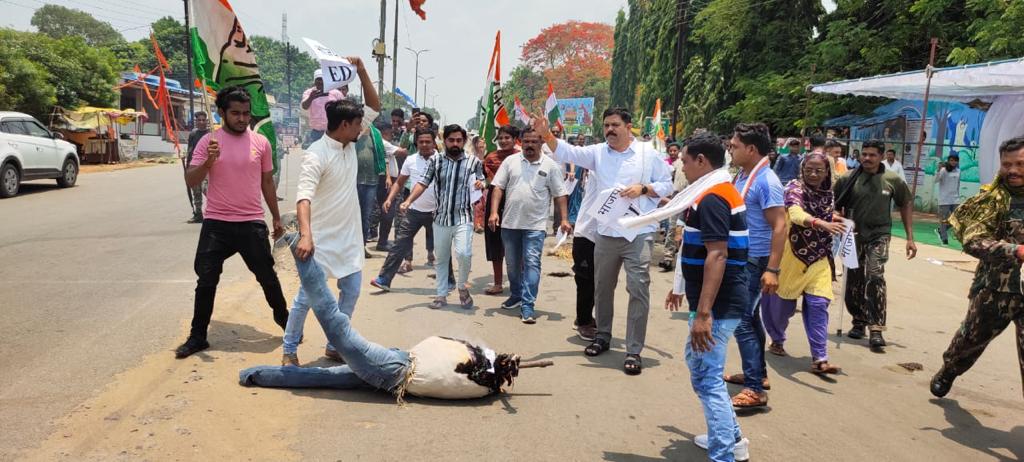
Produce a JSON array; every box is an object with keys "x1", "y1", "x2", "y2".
[
  {"x1": 1, "y1": 162, "x2": 19, "y2": 198},
  {"x1": 57, "y1": 157, "x2": 78, "y2": 188}
]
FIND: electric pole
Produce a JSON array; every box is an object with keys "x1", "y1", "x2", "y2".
[
  {"x1": 391, "y1": 0, "x2": 399, "y2": 100},
  {"x1": 375, "y1": 0, "x2": 387, "y2": 98},
  {"x1": 283, "y1": 13, "x2": 292, "y2": 118},
  {"x1": 669, "y1": 0, "x2": 691, "y2": 139}
]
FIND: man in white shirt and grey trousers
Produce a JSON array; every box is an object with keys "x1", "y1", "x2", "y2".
[
  {"x1": 935, "y1": 152, "x2": 962, "y2": 246},
  {"x1": 280, "y1": 56, "x2": 381, "y2": 366},
  {"x1": 533, "y1": 108, "x2": 673, "y2": 375}
]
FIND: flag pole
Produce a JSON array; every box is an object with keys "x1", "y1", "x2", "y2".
[{"x1": 183, "y1": 0, "x2": 195, "y2": 126}]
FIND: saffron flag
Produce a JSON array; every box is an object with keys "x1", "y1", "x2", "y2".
[
  {"x1": 480, "y1": 31, "x2": 509, "y2": 153},
  {"x1": 652, "y1": 98, "x2": 665, "y2": 152},
  {"x1": 190, "y1": 0, "x2": 278, "y2": 173},
  {"x1": 545, "y1": 82, "x2": 562, "y2": 132},
  {"x1": 409, "y1": 0, "x2": 427, "y2": 20},
  {"x1": 513, "y1": 96, "x2": 530, "y2": 125},
  {"x1": 150, "y1": 34, "x2": 180, "y2": 153}
]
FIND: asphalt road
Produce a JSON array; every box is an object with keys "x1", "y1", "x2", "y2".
[
  {"x1": 0, "y1": 153, "x2": 303, "y2": 460},
  {"x1": 2, "y1": 152, "x2": 1022, "y2": 461}
]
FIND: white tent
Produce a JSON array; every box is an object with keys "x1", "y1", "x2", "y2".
[{"x1": 811, "y1": 58, "x2": 1024, "y2": 183}]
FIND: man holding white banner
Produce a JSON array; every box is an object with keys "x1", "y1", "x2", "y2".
[
  {"x1": 533, "y1": 108, "x2": 673, "y2": 375},
  {"x1": 301, "y1": 37, "x2": 357, "y2": 148}
]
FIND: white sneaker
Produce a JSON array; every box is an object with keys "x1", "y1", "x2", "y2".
[{"x1": 693, "y1": 435, "x2": 750, "y2": 462}]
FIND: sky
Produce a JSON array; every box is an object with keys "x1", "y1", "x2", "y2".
[
  {"x1": 3, "y1": 0, "x2": 629, "y2": 124},
  {"x1": 4, "y1": 0, "x2": 836, "y2": 124}
]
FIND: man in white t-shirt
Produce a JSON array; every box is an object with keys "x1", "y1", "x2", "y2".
[
  {"x1": 883, "y1": 148, "x2": 906, "y2": 181},
  {"x1": 281, "y1": 56, "x2": 380, "y2": 366},
  {"x1": 370, "y1": 127, "x2": 454, "y2": 291}
]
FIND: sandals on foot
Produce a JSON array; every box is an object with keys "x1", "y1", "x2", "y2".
[
  {"x1": 768, "y1": 342, "x2": 788, "y2": 357},
  {"x1": 731, "y1": 388, "x2": 768, "y2": 408},
  {"x1": 484, "y1": 285, "x2": 504, "y2": 295},
  {"x1": 584, "y1": 338, "x2": 609, "y2": 357},
  {"x1": 811, "y1": 360, "x2": 841, "y2": 375},
  {"x1": 723, "y1": 373, "x2": 771, "y2": 390},
  {"x1": 624, "y1": 354, "x2": 642, "y2": 375}
]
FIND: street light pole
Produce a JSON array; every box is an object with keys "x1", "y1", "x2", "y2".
[
  {"x1": 405, "y1": 47, "x2": 429, "y2": 104},
  {"x1": 419, "y1": 76, "x2": 435, "y2": 107}
]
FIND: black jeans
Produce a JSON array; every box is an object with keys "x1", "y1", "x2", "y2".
[
  {"x1": 378, "y1": 210, "x2": 453, "y2": 287},
  {"x1": 572, "y1": 236, "x2": 596, "y2": 326},
  {"x1": 191, "y1": 219, "x2": 289, "y2": 340}
]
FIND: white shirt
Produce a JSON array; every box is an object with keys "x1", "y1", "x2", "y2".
[
  {"x1": 935, "y1": 165, "x2": 961, "y2": 206},
  {"x1": 401, "y1": 152, "x2": 438, "y2": 213},
  {"x1": 553, "y1": 138, "x2": 674, "y2": 241},
  {"x1": 295, "y1": 105, "x2": 378, "y2": 279},
  {"x1": 383, "y1": 139, "x2": 401, "y2": 177},
  {"x1": 492, "y1": 153, "x2": 569, "y2": 231},
  {"x1": 884, "y1": 159, "x2": 906, "y2": 181}
]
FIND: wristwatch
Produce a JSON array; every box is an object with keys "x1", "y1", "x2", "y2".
[
  {"x1": 641, "y1": 184, "x2": 649, "y2": 195},
  {"x1": 765, "y1": 267, "x2": 781, "y2": 275}
]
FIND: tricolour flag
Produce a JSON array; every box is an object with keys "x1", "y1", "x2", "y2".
[
  {"x1": 480, "y1": 31, "x2": 510, "y2": 153},
  {"x1": 545, "y1": 82, "x2": 563, "y2": 132},
  {"x1": 190, "y1": 0, "x2": 278, "y2": 173},
  {"x1": 513, "y1": 96, "x2": 530, "y2": 125},
  {"x1": 652, "y1": 98, "x2": 666, "y2": 152}
]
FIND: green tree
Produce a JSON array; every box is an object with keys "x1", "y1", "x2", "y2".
[
  {"x1": 249, "y1": 36, "x2": 319, "y2": 109},
  {"x1": 0, "y1": 30, "x2": 57, "y2": 117},
  {"x1": 135, "y1": 17, "x2": 190, "y2": 84},
  {"x1": 31, "y1": 4, "x2": 124, "y2": 47}
]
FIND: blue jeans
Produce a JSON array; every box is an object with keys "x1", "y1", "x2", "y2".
[
  {"x1": 501, "y1": 228, "x2": 546, "y2": 318},
  {"x1": 356, "y1": 183, "x2": 378, "y2": 242},
  {"x1": 240, "y1": 236, "x2": 409, "y2": 391},
  {"x1": 432, "y1": 223, "x2": 474, "y2": 297},
  {"x1": 686, "y1": 317, "x2": 743, "y2": 462},
  {"x1": 733, "y1": 256, "x2": 768, "y2": 393},
  {"x1": 281, "y1": 269, "x2": 362, "y2": 355}
]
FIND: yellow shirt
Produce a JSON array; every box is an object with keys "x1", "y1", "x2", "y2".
[{"x1": 777, "y1": 205, "x2": 834, "y2": 300}]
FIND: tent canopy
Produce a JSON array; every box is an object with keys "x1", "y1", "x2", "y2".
[{"x1": 811, "y1": 58, "x2": 1024, "y2": 103}]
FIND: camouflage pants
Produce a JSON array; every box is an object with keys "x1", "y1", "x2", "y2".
[
  {"x1": 190, "y1": 179, "x2": 207, "y2": 219},
  {"x1": 845, "y1": 235, "x2": 890, "y2": 331},
  {"x1": 940, "y1": 288, "x2": 1024, "y2": 397}
]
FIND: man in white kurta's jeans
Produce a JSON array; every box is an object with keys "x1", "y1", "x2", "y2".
[
  {"x1": 281, "y1": 56, "x2": 381, "y2": 366},
  {"x1": 534, "y1": 108, "x2": 673, "y2": 375}
]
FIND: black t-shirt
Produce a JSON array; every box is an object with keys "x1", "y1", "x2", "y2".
[{"x1": 681, "y1": 192, "x2": 750, "y2": 320}]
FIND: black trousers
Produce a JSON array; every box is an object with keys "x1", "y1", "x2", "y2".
[
  {"x1": 191, "y1": 219, "x2": 288, "y2": 340},
  {"x1": 572, "y1": 236, "x2": 596, "y2": 326}
]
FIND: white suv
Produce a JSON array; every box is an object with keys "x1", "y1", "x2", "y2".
[{"x1": 0, "y1": 111, "x2": 79, "y2": 197}]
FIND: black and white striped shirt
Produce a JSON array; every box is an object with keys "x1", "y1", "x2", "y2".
[{"x1": 419, "y1": 152, "x2": 484, "y2": 227}]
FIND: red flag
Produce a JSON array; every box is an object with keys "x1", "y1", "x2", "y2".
[
  {"x1": 409, "y1": 0, "x2": 426, "y2": 20},
  {"x1": 149, "y1": 33, "x2": 180, "y2": 152},
  {"x1": 133, "y1": 64, "x2": 142, "y2": 74}
]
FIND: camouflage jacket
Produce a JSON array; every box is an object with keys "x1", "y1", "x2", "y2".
[{"x1": 951, "y1": 183, "x2": 1024, "y2": 296}]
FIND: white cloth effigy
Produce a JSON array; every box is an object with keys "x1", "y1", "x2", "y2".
[{"x1": 618, "y1": 169, "x2": 733, "y2": 229}]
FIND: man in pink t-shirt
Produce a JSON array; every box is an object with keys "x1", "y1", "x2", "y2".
[
  {"x1": 301, "y1": 69, "x2": 347, "y2": 148},
  {"x1": 177, "y1": 85, "x2": 289, "y2": 359}
]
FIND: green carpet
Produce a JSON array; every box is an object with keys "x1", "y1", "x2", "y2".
[{"x1": 890, "y1": 217, "x2": 962, "y2": 251}]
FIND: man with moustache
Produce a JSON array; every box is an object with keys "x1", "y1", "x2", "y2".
[
  {"x1": 178, "y1": 86, "x2": 289, "y2": 359},
  {"x1": 401, "y1": 124, "x2": 485, "y2": 310},
  {"x1": 834, "y1": 140, "x2": 917, "y2": 350},
  {"x1": 932, "y1": 136, "x2": 1024, "y2": 399},
  {"x1": 534, "y1": 108, "x2": 673, "y2": 375},
  {"x1": 488, "y1": 127, "x2": 571, "y2": 324}
]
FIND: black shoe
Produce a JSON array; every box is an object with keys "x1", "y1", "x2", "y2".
[
  {"x1": 847, "y1": 325, "x2": 866, "y2": 339},
  {"x1": 869, "y1": 330, "x2": 886, "y2": 349},
  {"x1": 174, "y1": 337, "x2": 210, "y2": 358},
  {"x1": 186, "y1": 215, "x2": 203, "y2": 224},
  {"x1": 930, "y1": 369, "x2": 956, "y2": 398}
]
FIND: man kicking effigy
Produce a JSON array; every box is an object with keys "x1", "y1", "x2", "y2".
[
  {"x1": 931, "y1": 136, "x2": 1024, "y2": 399},
  {"x1": 242, "y1": 233, "x2": 547, "y2": 401}
]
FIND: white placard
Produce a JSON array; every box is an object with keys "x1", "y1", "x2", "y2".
[
  {"x1": 834, "y1": 218, "x2": 859, "y2": 269},
  {"x1": 470, "y1": 187, "x2": 483, "y2": 205},
  {"x1": 554, "y1": 228, "x2": 569, "y2": 248},
  {"x1": 586, "y1": 185, "x2": 641, "y2": 241},
  {"x1": 302, "y1": 37, "x2": 357, "y2": 92}
]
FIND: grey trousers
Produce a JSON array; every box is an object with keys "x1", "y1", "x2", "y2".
[{"x1": 594, "y1": 233, "x2": 654, "y2": 355}]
